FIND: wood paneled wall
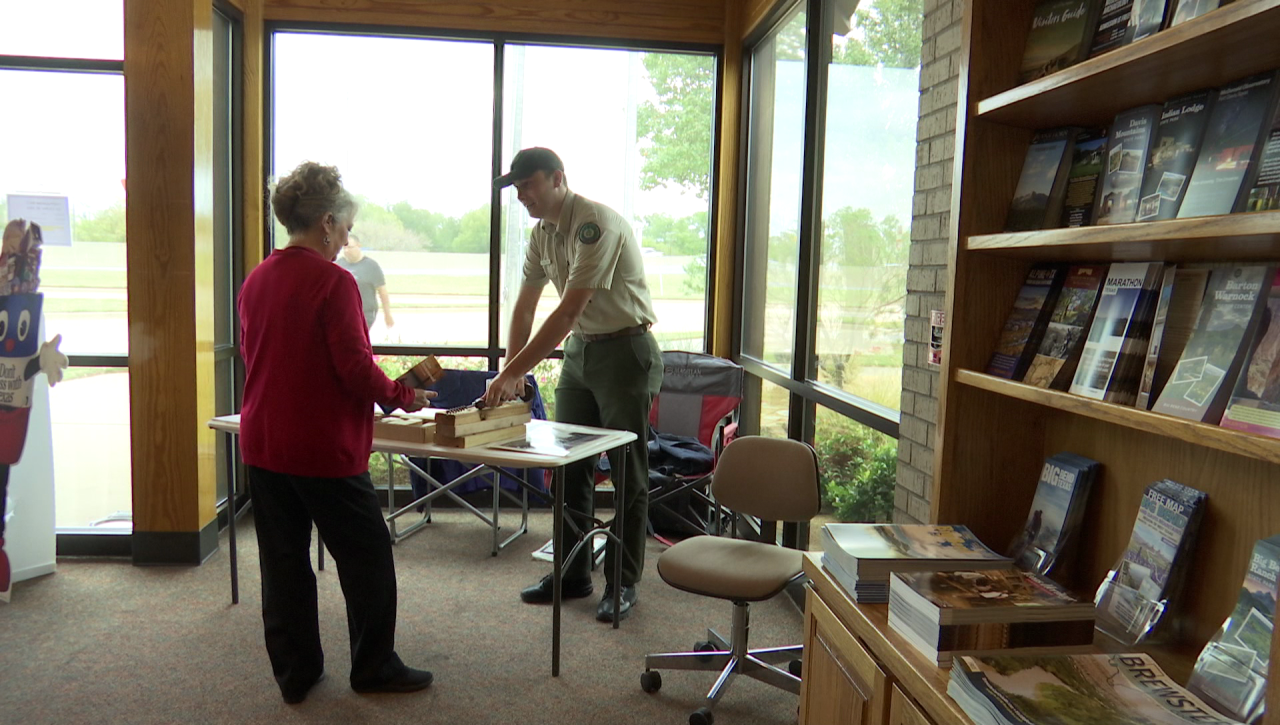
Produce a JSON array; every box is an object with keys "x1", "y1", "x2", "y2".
[
  {"x1": 744, "y1": 0, "x2": 780, "y2": 38},
  {"x1": 243, "y1": 0, "x2": 267, "y2": 272},
  {"x1": 125, "y1": 0, "x2": 218, "y2": 553},
  {"x1": 711, "y1": 0, "x2": 744, "y2": 358},
  {"x1": 264, "y1": 0, "x2": 726, "y2": 45}
]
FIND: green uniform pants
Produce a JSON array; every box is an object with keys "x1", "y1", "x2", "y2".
[{"x1": 555, "y1": 331, "x2": 663, "y2": 585}]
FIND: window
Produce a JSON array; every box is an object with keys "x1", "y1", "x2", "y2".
[
  {"x1": 269, "y1": 30, "x2": 717, "y2": 362},
  {"x1": 49, "y1": 368, "x2": 132, "y2": 530},
  {"x1": 0, "y1": 1, "x2": 123, "y2": 61},
  {"x1": 736, "y1": 0, "x2": 918, "y2": 444},
  {"x1": 500, "y1": 45, "x2": 715, "y2": 353},
  {"x1": 213, "y1": 6, "x2": 242, "y2": 509},
  {"x1": 741, "y1": 8, "x2": 807, "y2": 371},
  {"x1": 813, "y1": 0, "x2": 919, "y2": 411},
  {"x1": 0, "y1": 70, "x2": 127, "y2": 357},
  {"x1": 271, "y1": 32, "x2": 496, "y2": 347},
  {"x1": 1, "y1": 27, "x2": 131, "y2": 531}
]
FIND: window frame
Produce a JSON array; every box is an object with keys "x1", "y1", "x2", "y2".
[{"x1": 735, "y1": 0, "x2": 903, "y2": 445}]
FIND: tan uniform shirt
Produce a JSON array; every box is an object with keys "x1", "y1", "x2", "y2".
[{"x1": 521, "y1": 190, "x2": 657, "y2": 336}]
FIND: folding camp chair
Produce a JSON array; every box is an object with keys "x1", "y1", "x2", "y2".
[{"x1": 647, "y1": 351, "x2": 744, "y2": 538}]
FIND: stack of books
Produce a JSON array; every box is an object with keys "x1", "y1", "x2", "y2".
[
  {"x1": 820, "y1": 524, "x2": 1010, "y2": 603},
  {"x1": 948, "y1": 653, "x2": 1247, "y2": 725},
  {"x1": 887, "y1": 568, "x2": 1096, "y2": 667}
]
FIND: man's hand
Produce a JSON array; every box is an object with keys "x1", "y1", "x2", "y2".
[
  {"x1": 384, "y1": 311, "x2": 395, "y2": 329},
  {"x1": 402, "y1": 388, "x2": 438, "y2": 413},
  {"x1": 482, "y1": 370, "x2": 525, "y2": 409}
]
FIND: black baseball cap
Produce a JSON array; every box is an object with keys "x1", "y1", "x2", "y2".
[{"x1": 493, "y1": 147, "x2": 564, "y2": 189}]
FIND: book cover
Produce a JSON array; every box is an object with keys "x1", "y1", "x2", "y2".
[
  {"x1": 1096, "y1": 479, "x2": 1208, "y2": 639},
  {"x1": 1089, "y1": 0, "x2": 1137, "y2": 57},
  {"x1": 1137, "y1": 266, "x2": 1210, "y2": 410},
  {"x1": 1024, "y1": 264, "x2": 1109, "y2": 390},
  {"x1": 1220, "y1": 271, "x2": 1280, "y2": 437},
  {"x1": 821, "y1": 524, "x2": 1009, "y2": 567},
  {"x1": 1137, "y1": 90, "x2": 1215, "y2": 221},
  {"x1": 1061, "y1": 128, "x2": 1109, "y2": 227},
  {"x1": 1006, "y1": 127, "x2": 1079, "y2": 231},
  {"x1": 1125, "y1": 0, "x2": 1169, "y2": 43},
  {"x1": 949, "y1": 654, "x2": 1245, "y2": 725},
  {"x1": 1179, "y1": 72, "x2": 1279, "y2": 219},
  {"x1": 1096, "y1": 104, "x2": 1162, "y2": 225},
  {"x1": 1169, "y1": 0, "x2": 1223, "y2": 27},
  {"x1": 1007, "y1": 453, "x2": 1099, "y2": 574},
  {"x1": 1237, "y1": 94, "x2": 1280, "y2": 213},
  {"x1": 1152, "y1": 265, "x2": 1271, "y2": 422},
  {"x1": 1186, "y1": 535, "x2": 1280, "y2": 724},
  {"x1": 1019, "y1": 0, "x2": 1103, "y2": 84},
  {"x1": 987, "y1": 265, "x2": 1066, "y2": 380},
  {"x1": 892, "y1": 569, "x2": 1091, "y2": 619},
  {"x1": 1070, "y1": 262, "x2": 1163, "y2": 403}
]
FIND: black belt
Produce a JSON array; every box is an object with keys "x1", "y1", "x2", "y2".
[{"x1": 578, "y1": 324, "x2": 650, "y2": 342}]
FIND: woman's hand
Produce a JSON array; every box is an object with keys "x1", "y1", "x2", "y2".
[{"x1": 402, "y1": 388, "x2": 438, "y2": 412}]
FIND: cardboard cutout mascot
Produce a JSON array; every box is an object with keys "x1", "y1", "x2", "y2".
[{"x1": 1, "y1": 219, "x2": 67, "y2": 603}]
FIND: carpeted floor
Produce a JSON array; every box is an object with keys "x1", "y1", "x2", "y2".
[{"x1": 0, "y1": 509, "x2": 804, "y2": 724}]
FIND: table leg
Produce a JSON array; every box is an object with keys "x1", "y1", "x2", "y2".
[
  {"x1": 226, "y1": 432, "x2": 239, "y2": 605},
  {"x1": 613, "y1": 444, "x2": 625, "y2": 630},
  {"x1": 552, "y1": 464, "x2": 564, "y2": 677}
]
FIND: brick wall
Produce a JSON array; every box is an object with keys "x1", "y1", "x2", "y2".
[{"x1": 896, "y1": 0, "x2": 963, "y2": 523}]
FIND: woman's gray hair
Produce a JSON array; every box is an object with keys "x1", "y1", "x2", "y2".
[{"x1": 271, "y1": 161, "x2": 358, "y2": 235}]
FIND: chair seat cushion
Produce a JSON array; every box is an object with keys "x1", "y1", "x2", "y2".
[{"x1": 657, "y1": 535, "x2": 804, "y2": 602}]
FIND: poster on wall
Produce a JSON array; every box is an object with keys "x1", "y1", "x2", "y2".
[
  {"x1": 1, "y1": 219, "x2": 68, "y2": 603},
  {"x1": 929, "y1": 309, "x2": 945, "y2": 367},
  {"x1": 6, "y1": 194, "x2": 71, "y2": 247}
]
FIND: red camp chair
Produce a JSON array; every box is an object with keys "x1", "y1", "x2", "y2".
[{"x1": 647, "y1": 351, "x2": 744, "y2": 540}]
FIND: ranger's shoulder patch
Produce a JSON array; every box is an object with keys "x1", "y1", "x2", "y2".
[{"x1": 577, "y1": 222, "x2": 602, "y2": 245}]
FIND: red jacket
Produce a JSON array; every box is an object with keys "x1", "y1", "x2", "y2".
[{"x1": 238, "y1": 246, "x2": 413, "y2": 477}]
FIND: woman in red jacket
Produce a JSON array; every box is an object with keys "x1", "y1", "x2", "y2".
[{"x1": 239, "y1": 161, "x2": 435, "y2": 704}]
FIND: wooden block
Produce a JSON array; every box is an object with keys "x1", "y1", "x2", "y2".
[
  {"x1": 437, "y1": 411, "x2": 532, "y2": 438},
  {"x1": 434, "y1": 400, "x2": 531, "y2": 427},
  {"x1": 374, "y1": 415, "x2": 436, "y2": 444},
  {"x1": 395, "y1": 355, "x2": 444, "y2": 388},
  {"x1": 434, "y1": 422, "x2": 529, "y2": 449}
]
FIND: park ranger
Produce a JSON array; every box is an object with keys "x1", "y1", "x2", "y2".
[{"x1": 483, "y1": 147, "x2": 661, "y2": 623}]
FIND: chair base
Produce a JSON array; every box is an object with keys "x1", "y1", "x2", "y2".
[{"x1": 643, "y1": 601, "x2": 801, "y2": 714}]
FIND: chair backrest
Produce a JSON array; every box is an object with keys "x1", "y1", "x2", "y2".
[
  {"x1": 711, "y1": 436, "x2": 821, "y2": 523},
  {"x1": 649, "y1": 351, "x2": 744, "y2": 448}
]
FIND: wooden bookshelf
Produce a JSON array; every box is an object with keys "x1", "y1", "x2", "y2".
[
  {"x1": 953, "y1": 369, "x2": 1280, "y2": 466},
  {"x1": 977, "y1": 0, "x2": 1280, "y2": 129},
  {"x1": 965, "y1": 211, "x2": 1280, "y2": 262},
  {"x1": 799, "y1": 2, "x2": 1280, "y2": 723},
  {"x1": 927, "y1": 2, "x2": 1280, "y2": 724}
]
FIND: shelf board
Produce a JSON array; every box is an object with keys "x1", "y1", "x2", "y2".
[
  {"x1": 964, "y1": 212, "x2": 1280, "y2": 262},
  {"x1": 977, "y1": 1, "x2": 1280, "y2": 129},
  {"x1": 953, "y1": 369, "x2": 1280, "y2": 466}
]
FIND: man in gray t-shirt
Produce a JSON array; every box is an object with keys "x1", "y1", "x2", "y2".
[{"x1": 335, "y1": 234, "x2": 393, "y2": 331}]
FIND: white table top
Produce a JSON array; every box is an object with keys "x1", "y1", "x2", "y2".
[{"x1": 208, "y1": 414, "x2": 637, "y2": 468}]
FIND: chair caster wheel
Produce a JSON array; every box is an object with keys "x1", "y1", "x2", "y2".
[
  {"x1": 694, "y1": 640, "x2": 716, "y2": 662},
  {"x1": 689, "y1": 707, "x2": 714, "y2": 725},
  {"x1": 789, "y1": 659, "x2": 803, "y2": 677},
  {"x1": 640, "y1": 670, "x2": 662, "y2": 693}
]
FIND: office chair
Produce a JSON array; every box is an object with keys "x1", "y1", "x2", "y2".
[
  {"x1": 639, "y1": 436, "x2": 821, "y2": 725},
  {"x1": 647, "y1": 351, "x2": 743, "y2": 538}
]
